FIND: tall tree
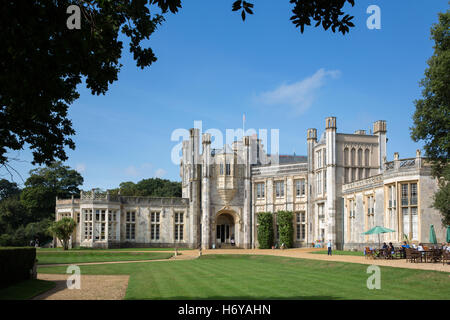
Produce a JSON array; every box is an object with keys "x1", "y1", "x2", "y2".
[
  {"x1": 1, "y1": 1, "x2": 356, "y2": 171},
  {"x1": 411, "y1": 9, "x2": 450, "y2": 225},
  {"x1": 20, "y1": 162, "x2": 83, "y2": 221},
  {"x1": 0, "y1": 179, "x2": 20, "y2": 202}
]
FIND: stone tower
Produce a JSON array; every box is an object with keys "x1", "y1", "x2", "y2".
[
  {"x1": 242, "y1": 136, "x2": 252, "y2": 248},
  {"x1": 325, "y1": 117, "x2": 337, "y2": 248},
  {"x1": 373, "y1": 120, "x2": 387, "y2": 173},
  {"x1": 201, "y1": 133, "x2": 212, "y2": 249},
  {"x1": 306, "y1": 128, "x2": 317, "y2": 244},
  {"x1": 187, "y1": 128, "x2": 201, "y2": 247}
]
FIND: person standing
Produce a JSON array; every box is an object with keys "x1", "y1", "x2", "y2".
[{"x1": 327, "y1": 240, "x2": 332, "y2": 256}]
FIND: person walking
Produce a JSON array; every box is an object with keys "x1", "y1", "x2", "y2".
[{"x1": 327, "y1": 240, "x2": 332, "y2": 256}]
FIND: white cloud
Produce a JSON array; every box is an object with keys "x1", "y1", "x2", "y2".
[
  {"x1": 125, "y1": 163, "x2": 153, "y2": 178},
  {"x1": 154, "y1": 168, "x2": 167, "y2": 178},
  {"x1": 75, "y1": 163, "x2": 86, "y2": 174},
  {"x1": 125, "y1": 166, "x2": 139, "y2": 177},
  {"x1": 256, "y1": 68, "x2": 341, "y2": 115}
]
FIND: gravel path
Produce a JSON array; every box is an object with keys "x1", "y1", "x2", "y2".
[
  {"x1": 33, "y1": 274, "x2": 129, "y2": 300},
  {"x1": 200, "y1": 248, "x2": 450, "y2": 273}
]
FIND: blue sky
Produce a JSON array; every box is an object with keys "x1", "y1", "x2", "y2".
[{"x1": 3, "y1": 0, "x2": 448, "y2": 190}]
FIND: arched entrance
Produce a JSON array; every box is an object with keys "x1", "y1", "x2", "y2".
[{"x1": 215, "y1": 213, "x2": 235, "y2": 247}]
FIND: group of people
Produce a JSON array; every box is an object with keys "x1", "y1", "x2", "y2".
[
  {"x1": 402, "y1": 241, "x2": 450, "y2": 251},
  {"x1": 396, "y1": 241, "x2": 450, "y2": 258},
  {"x1": 363, "y1": 241, "x2": 449, "y2": 259}
]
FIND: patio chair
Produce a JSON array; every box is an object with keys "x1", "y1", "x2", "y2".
[
  {"x1": 442, "y1": 250, "x2": 450, "y2": 265},
  {"x1": 406, "y1": 248, "x2": 421, "y2": 263},
  {"x1": 364, "y1": 247, "x2": 373, "y2": 259},
  {"x1": 429, "y1": 249, "x2": 442, "y2": 263}
]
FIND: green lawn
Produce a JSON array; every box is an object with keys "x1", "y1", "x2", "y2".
[
  {"x1": 0, "y1": 279, "x2": 55, "y2": 300},
  {"x1": 38, "y1": 254, "x2": 450, "y2": 300},
  {"x1": 37, "y1": 251, "x2": 173, "y2": 265},
  {"x1": 310, "y1": 250, "x2": 364, "y2": 256}
]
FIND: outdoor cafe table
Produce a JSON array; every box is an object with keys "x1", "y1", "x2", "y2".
[
  {"x1": 372, "y1": 248, "x2": 402, "y2": 259},
  {"x1": 420, "y1": 250, "x2": 438, "y2": 263}
]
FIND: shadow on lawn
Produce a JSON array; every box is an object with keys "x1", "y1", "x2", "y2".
[{"x1": 31, "y1": 279, "x2": 67, "y2": 300}]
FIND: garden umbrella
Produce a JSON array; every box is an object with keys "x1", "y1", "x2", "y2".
[
  {"x1": 447, "y1": 226, "x2": 450, "y2": 243},
  {"x1": 362, "y1": 226, "x2": 395, "y2": 249},
  {"x1": 429, "y1": 224, "x2": 437, "y2": 244}
]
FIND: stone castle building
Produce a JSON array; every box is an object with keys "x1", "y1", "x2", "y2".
[{"x1": 55, "y1": 117, "x2": 446, "y2": 250}]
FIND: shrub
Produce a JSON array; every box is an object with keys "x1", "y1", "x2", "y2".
[
  {"x1": 48, "y1": 217, "x2": 76, "y2": 250},
  {"x1": 0, "y1": 247, "x2": 36, "y2": 289},
  {"x1": 277, "y1": 211, "x2": 294, "y2": 248},
  {"x1": 257, "y1": 212, "x2": 274, "y2": 249}
]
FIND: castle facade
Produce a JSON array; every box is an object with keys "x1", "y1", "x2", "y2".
[{"x1": 55, "y1": 117, "x2": 446, "y2": 250}]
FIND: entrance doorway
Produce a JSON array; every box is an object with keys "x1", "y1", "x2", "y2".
[{"x1": 216, "y1": 213, "x2": 234, "y2": 246}]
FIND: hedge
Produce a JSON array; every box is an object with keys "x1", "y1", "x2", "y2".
[
  {"x1": 0, "y1": 247, "x2": 36, "y2": 289},
  {"x1": 257, "y1": 212, "x2": 274, "y2": 249},
  {"x1": 277, "y1": 211, "x2": 294, "y2": 248}
]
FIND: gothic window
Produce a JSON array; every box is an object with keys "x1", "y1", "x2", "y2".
[
  {"x1": 316, "y1": 172, "x2": 322, "y2": 194},
  {"x1": 351, "y1": 168, "x2": 356, "y2": 182},
  {"x1": 401, "y1": 184, "x2": 408, "y2": 206},
  {"x1": 316, "y1": 150, "x2": 322, "y2": 168},
  {"x1": 351, "y1": 148, "x2": 356, "y2": 166},
  {"x1": 219, "y1": 163, "x2": 224, "y2": 175},
  {"x1": 275, "y1": 181, "x2": 284, "y2": 198},
  {"x1": 174, "y1": 212, "x2": 184, "y2": 241},
  {"x1": 83, "y1": 209, "x2": 93, "y2": 240},
  {"x1": 100, "y1": 210, "x2": 106, "y2": 240},
  {"x1": 126, "y1": 211, "x2": 136, "y2": 240},
  {"x1": 151, "y1": 212, "x2": 160, "y2": 240},
  {"x1": 226, "y1": 163, "x2": 231, "y2": 175},
  {"x1": 348, "y1": 199, "x2": 356, "y2": 242},
  {"x1": 108, "y1": 210, "x2": 117, "y2": 241},
  {"x1": 94, "y1": 209, "x2": 107, "y2": 241},
  {"x1": 365, "y1": 149, "x2": 370, "y2": 167},
  {"x1": 256, "y1": 183, "x2": 265, "y2": 199},
  {"x1": 344, "y1": 168, "x2": 349, "y2": 183},
  {"x1": 401, "y1": 183, "x2": 418, "y2": 240},
  {"x1": 410, "y1": 183, "x2": 417, "y2": 205},
  {"x1": 295, "y1": 179, "x2": 305, "y2": 197},
  {"x1": 296, "y1": 212, "x2": 306, "y2": 241},
  {"x1": 344, "y1": 148, "x2": 349, "y2": 166},
  {"x1": 386, "y1": 185, "x2": 397, "y2": 239},
  {"x1": 366, "y1": 195, "x2": 375, "y2": 241},
  {"x1": 358, "y1": 149, "x2": 363, "y2": 166},
  {"x1": 367, "y1": 195, "x2": 375, "y2": 215},
  {"x1": 358, "y1": 168, "x2": 363, "y2": 180}
]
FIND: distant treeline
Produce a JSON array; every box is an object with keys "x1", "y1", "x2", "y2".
[
  {"x1": 107, "y1": 178, "x2": 182, "y2": 198},
  {"x1": 0, "y1": 162, "x2": 83, "y2": 247}
]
